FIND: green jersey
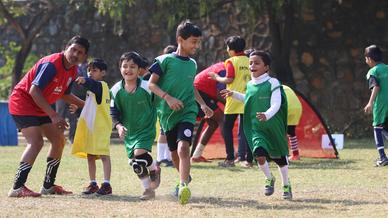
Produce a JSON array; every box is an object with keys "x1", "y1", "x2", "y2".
[
  {"x1": 110, "y1": 79, "x2": 156, "y2": 158},
  {"x1": 367, "y1": 63, "x2": 388, "y2": 126},
  {"x1": 243, "y1": 78, "x2": 289, "y2": 157},
  {"x1": 154, "y1": 53, "x2": 198, "y2": 131}
]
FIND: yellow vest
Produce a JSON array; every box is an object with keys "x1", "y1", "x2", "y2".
[
  {"x1": 283, "y1": 85, "x2": 302, "y2": 125},
  {"x1": 72, "y1": 81, "x2": 112, "y2": 158},
  {"x1": 224, "y1": 56, "x2": 250, "y2": 114}
]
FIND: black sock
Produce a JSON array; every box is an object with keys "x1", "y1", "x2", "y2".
[
  {"x1": 43, "y1": 157, "x2": 60, "y2": 189},
  {"x1": 13, "y1": 162, "x2": 32, "y2": 189}
]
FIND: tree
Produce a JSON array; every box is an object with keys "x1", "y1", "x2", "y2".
[{"x1": 0, "y1": 0, "x2": 56, "y2": 89}]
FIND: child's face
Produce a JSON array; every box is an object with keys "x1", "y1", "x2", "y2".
[
  {"x1": 226, "y1": 46, "x2": 235, "y2": 57},
  {"x1": 178, "y1": 36, "x2": 201, "y2": 56},
  {"x1": 249, "y1": 55, "x2": 269, "y2": 78},
  {"x1": 365, "y1": 56, "x2": 373, "y2": 67},
  {"x1": 88, "y1": 67, "x2": 105, "y2": 81},
  {"x1": 120, "y1": 59, "x2": 139, "y2": 81}
]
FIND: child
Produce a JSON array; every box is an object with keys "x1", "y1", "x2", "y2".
[
  {"x1": 283, "y1": 85, "x2": 302, "y2": 161},
  {"x1": 209, "y1": 36, "x2": 252, "y2": 168},
  {"x1": 364, "y1": 45, "x2": 388, "y2": 167},
  {"x1": 222, "y1": 50, "x2": 292, "y2": 200},
  {"x1": 71, "y1": 58, "x2": 113, "y2": 195},
  {"x1": 110, "y1": 52, "x2": 161, "y2": 200},
  {"x1": 148, "y1": 20, "x2": 213, "y2": 204}
]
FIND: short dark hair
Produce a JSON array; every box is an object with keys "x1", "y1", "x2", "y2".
[
  {"x1": 365, "y1": 45, "x2": 383, "y2": 62},
  {"x1": 163, "y1": 45, "x2": 177, "y2": 54},
  {"x1": 119, "y1": 52, "x2": 143, "y2": 68},
  {"x1": 66, "y1": 35, "x2": 90, "y2": 53},
  {"x1": 244, "y1": 48, "x2": 254, "y2": 57},
  {"x1": 249, "y1": 50, "x2": 272, "y2": 66},
  {"x1": 139, "y1": 56, "x2": 149, "y2": 69},
  {"x1": 176, "y1": 20, "x2": 202, "y2": 40},
  {"x1": 225, "y1": 36, "x2": 246, "y2": 52},
  {"x1": 88, "y1": 58, "x2": 107, "y2": 71}
]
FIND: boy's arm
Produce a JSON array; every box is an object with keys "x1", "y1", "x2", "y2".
[
  {"x1": 76, "y1": 77, "x2": 103, "y2": 104},
  {"x1": 148, "y1": 73, "x2": 183, "y2": 111},
  {"x1": 209, "y1": 62, "x2": 234, "y2": 84},
  {"x1": 194, "y1": 88, "x2": 214, "y2": 118},
  {"x1": 364, "y1": 86, "x2": 380, "y2": 114}
]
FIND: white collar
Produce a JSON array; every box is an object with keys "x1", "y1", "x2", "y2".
[{"x1": 251, "y1": 73, "x2": 270, "y2": 84}]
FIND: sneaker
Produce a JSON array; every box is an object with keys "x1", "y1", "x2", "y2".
[
  {"x1": 240, "y1": 161, "x2": 253, "y2": 168},
  {"x1": 140, "y1": 188, "x2": 155, "y2": 200},
  {"x1": 82, "y1": 182, "x2": 99, "y2": 195},
  {"x1": 289, "y1": 155, "x2": 300, "y2": 161},
  {"x1": 218, "y1": 159, "x2": 235, "y2": 168},
  {"x1": 41, "y1": 185, "x2": 72, "y2": 195},
  {"x1": 264, "y1": 176, "x2": 275, "y2": 196},
  {"x1": 178, "y1": 183, "x2": 191, "y2": 205},
  {"x1": 160, "y1": 159, "x2": 174, "y2": 167},
  {"x1": 282, "y1": 185, "x2": 293, "y2": 200},
  {"x1": 375, "y1": 157, "x2": 388, "y2": 167},
  {"x1": 150, "y1": 166, "x2": 161, "y2": 190},
  {"x1": 172, "y1": 175, "x2": 192, "y2": 198},
  {"x1": 96, "y1": 183, "x2": 112, "y2": 195},
  {"x1": 8, "y1": 185, "x2": 41, "y2": 197},
  {"x1": 191, "y1": 156, "x2": 211, "y2": 163}
]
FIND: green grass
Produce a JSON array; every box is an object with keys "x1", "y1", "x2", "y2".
[{"x1": 1, "y1": 139, "x2": 388, "y2": 217}]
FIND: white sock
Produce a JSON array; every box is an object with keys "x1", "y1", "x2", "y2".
[
  {"x1": 192, "y1": 143, "x2": 205, "y2": 158},
  {"x1": 157, "y1": 143, "x2": 167, "y2": 161},
  {"x1": 140, "y1": 177, "x2": 151, "y2": 189},
  {"x1": 147, "y1": 160, "x2": 158, "y2": 171},
  {"x1": 258, "y1": 161, "x2": 272, "y2": 179},
  {"x1": 103, "y1": 179, "x2": 110, "y2": 184},
  {"x1": 90, "y1": 180, "x2": 97, "y2": 184},
  {"x1": 163, "y1": 146, "x2": 172, "y2": 161},
  {"x1": 278, "y1": 165, "x2": 289, "y2": 186}
]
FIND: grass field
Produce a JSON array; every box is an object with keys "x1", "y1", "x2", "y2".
[{"x1": 0, "y1": 138, "x2": 387, "y2": 217}]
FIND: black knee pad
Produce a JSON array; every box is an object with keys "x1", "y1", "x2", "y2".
[{"x1": 130, "y1": 153, "x2": 153, "y2": 178}]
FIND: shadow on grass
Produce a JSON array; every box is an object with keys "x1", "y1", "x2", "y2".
[
  {"x1": 289, "y1": 158, "x2": 359, "y2": 170},
  {"x1": 191, "y1": 164, "x2": 245, "y2": 172},
  {"x1": 75, "y1": 194, "x2": 143, "y2": 202}
]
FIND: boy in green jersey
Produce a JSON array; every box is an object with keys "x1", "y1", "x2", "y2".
[
  {"x1": 222, "y1": 50, "x2": 292, "y2": 200},
  {"x1": 364, "y1": 45, "x2": 388, "y2": 167},
  {"x1": 148, "y1": 20, "x2": 213, "y2": 204},
  {"x1": 110, "y1": 52, "x2": 161, "y2": 200}
]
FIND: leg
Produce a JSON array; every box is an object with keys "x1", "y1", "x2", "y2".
[
  {"x1": 87, "y1": 154, "x2": 97, "y2": 182},
  {"x1": 220, "y1": 114, "x2": 237, "y2": 165},
  {"x1": 9, "y1": 126, "x2": 44, "y2": 197},
  {"x1": 95, "y1": 155, "x2": 112, "y2": 195},
  {"x1": 254, "y1": 148, "x2": 275, "y2": 196},
  {"x1": 132, "y1": 150, "x2": 155, "y2": 200},
  {"x1": 178, "y1": 140, "x2": 191, "y2": 183},
  {"x1": 192, "y1": 117, "x2": 218, "y2": 160},
  {"x1": 274, "y1": 157, "x2": 292, "y2": 200},
  {"x1": 237, "y1": 114, "x2": 247, "y2": 162},
  {"x1": 374, "y1": 126, "x2": 388, "y2": 166},
  {"x1": 288, "y1": 125, "x2": 300, "y2": 160},
  {"x1": 40, "y1": 123, "x2": 71, "y2": 194}
]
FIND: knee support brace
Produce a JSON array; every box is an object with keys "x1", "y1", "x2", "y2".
[{"x1": 130, "y1": 153, "x2": 153, "y2": 178}]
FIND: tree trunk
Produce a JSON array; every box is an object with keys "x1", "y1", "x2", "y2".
[
  {"x1": 266, "y1": 0, "x2": 295, "y2": 87},
  {"x1": 11, "y1": 40, "x2": 32, "y2": 89}
]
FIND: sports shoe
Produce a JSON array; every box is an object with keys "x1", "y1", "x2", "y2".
[
  {"x1": 264, "y1": 176, "x2": 275, "y2": 196},
  {"x1": 159, "y1": 159, "x2": 174, "y2": 167},
  {"x1": 178, "y1": 183, "x2": 191, "y2": 205},
  {"x1": 96, "y1": 182, "x2": 112, "y2": 195},
  {"x1": 8, "y1": 185, "x2": 41, "y2": 197},
  {"x1": 150, "y1": 166, "x2": 161, "y2": 190},
  {"x1": 140, "y1": 188, "x2": 155, "y2": 200},
  {"x1": 375, "y1": 157, "x2": 388, "y2": 167},
  {"x1": 82, "y1": 182, "x2": 99, "y2": 195},
  {"x1": 282, "y1": 185, "x2": 293, "y2": 200},
  {"x1": 289, "y1": 155, "x2": 300, "y2": 161},
  {"x1": 172, "y1": 175, "x2": 192, "y2": 198},
  {"x1": 191, "y1": 156, "x2": 211, "y2": 163},
  {"x1": 218, "y1": 159, "x2": 235, "y2": 168},
  {"x1": 240, "y1": 161, "x2": 253, "y2": 168},
  {"x1": 40, "y1": 185, "x2": 72, "y2": 195}
]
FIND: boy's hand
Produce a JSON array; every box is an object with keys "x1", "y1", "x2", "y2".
[
  {"x1": 220, "y1": 89, "x2": 233, "y2": 99},
  {"x1": 201, "y1": 104, "x2": 214, "y2": 118},
  {"x1": 165, "y1": 95, "x2": 184, "y2": 111},
  {"x1": 256, "y1": 112, "x2": 267, "y2": 121},
  {"x1": 208, "y1": 72, "x2": 217, "y2": 80},
  {"x1": 69, "y1": 104, "x2": 78, "y2": 114},
  {"x1": 364, "y1": 103, "x2": 373, "y2": 114},
  {"x1": 75, "y1": 77, "x2": 86, "y2": 85},
  {"x1": 116, "y1": 124, "x2": 127, "y2": 140}
]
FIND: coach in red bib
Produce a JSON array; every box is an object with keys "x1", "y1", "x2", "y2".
[{"x1": 8, "y1": 36, "x2": 88, "y2": 197}]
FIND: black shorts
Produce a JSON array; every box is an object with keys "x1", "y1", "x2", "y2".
[
  {"x1": 197, "y1": 91, "x2": 219, "y2": 118},
  {"x1": 253, "y1": 147, "x2": 289, "y2": 166},
  {"x1": 11, "y1": 115, "x2": 52, "y2": 130},
  {"x1": 165, "y1": 122, "x2": 194, "y2": 151}
]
